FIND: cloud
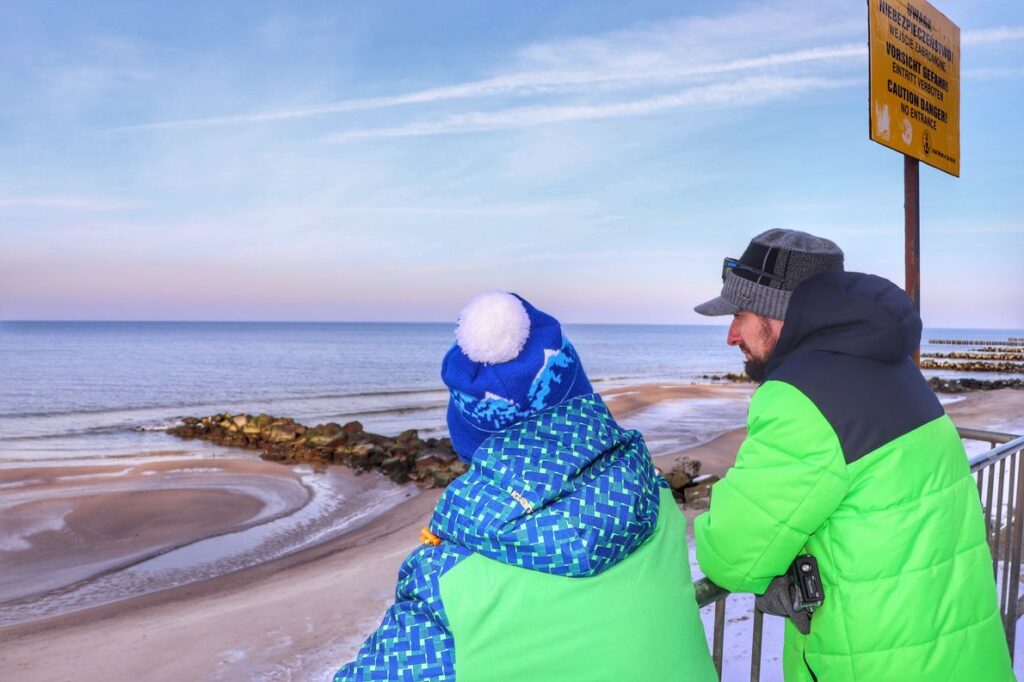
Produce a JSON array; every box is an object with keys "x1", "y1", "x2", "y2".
[
  {"x1": 325, "y1": 200, "x2": 588, "y2": 216},
  {"x1": 0, "y1": 196, "x2": 136, "y2": 211},
  {"x1": 104, "y1": 0, "x2": 1023, "y2": 137},
  {"x1": 31, "y1": 34, "x2": 154, "y2": 110},
  {"x1": 512, "y1": 1, "x2": 863, "y2": 69},
  {"x1": 933, "y1": 223, "x2": 1024, "y2": 235},
  {"x1": 962, "y1": 26, "x2": 1024, "y2": 45},
  {"x1": 108, "y1": 0, "x2": 869, "y2": 133},
  {"x1": 113, "y1": 42, "x2": 867, "y2": 132},
  {"x1": 324, "y1": 76, "x2": 858, "y2": 141},
  {"x1": 963, "y1": 67, "x2": 1024, "y2": 80}
]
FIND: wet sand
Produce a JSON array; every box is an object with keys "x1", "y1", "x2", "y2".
[
  {"x1": 603, "y1": 382, "x2": 753, "y2": 420},
  {"x1": 940, "y1": 388, "x2": 1024, "y2": 436},
  {"x1": 603, "y1": 382, "x2": 753, "y2": 477},
  {"x1": 1, "y1": 383, "x2": 1021, "y2": 681},
  {"x1": 0, "y1": 454, "x2": 413, "y2": 629},
  {"x1": 0, "y1": 459, "x2": 308, "y2": 605}
]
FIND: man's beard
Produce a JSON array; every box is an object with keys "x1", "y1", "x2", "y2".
[
  {"x1": 742, "y1": 318, "x2": 780, "y2": 383},
  {"x1": 744, "y1": 354, "x2": 771, "y2": 383}
]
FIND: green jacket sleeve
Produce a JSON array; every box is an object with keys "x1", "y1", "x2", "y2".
[{"x1": 694, "y1": 380, "x2": 849, "y2": 594}]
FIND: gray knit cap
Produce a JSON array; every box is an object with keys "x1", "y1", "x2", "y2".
[{"x1": 695, "y1": 229, "x2": 844, "y2": 320}]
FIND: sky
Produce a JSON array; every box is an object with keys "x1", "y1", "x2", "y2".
[{"x1": 0, "y1": 0, "x2": 1022, "y2": 327}]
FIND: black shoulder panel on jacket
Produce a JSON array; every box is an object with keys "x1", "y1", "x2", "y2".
[{"x1": 769, "y1": 351, "x2": 944, "y2": 465}]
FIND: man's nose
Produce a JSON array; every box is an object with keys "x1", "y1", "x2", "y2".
[{"x1": 727, "y1": 318, "x2": 742, "y2": 346}]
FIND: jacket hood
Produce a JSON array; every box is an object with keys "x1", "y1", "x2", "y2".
[
  {"x1": 430, "y1": 393, "x2": 661, "y2": 578},
  {"x1": 767, "y1": 271, "x2": 921, "y2": 376}
]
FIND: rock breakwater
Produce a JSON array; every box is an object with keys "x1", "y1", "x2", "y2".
[
  {"x1": 168, "y1": 413, "x2": 712, "y2": 503},
  {"x1": 920, "y1": 337, "x2": 1024, "y2": 375},
  {"x1": 928, "y1": 377, "x2": 1024, "y2": 393},
  {"x1": 168, "y1": 413, "x2": 468, "y2": 487},
  {"x1": 697, "y1": 372, "x2": 751, "y2": 383},
  {"x1": 922, "y1": 351, "x2": 1024, "y2": 362},
  {"x1": 920, "y1": 360, "x2": 1024, "y2": 374}
]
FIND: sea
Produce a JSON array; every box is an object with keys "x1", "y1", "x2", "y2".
[{"x1": 1, "y1": 321, "x2": 1022, "y2": 462}]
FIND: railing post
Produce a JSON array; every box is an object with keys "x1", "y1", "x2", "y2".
[
  {"x1": 750, "y1": 608, "x2": 764, "y2": 682},
  {"x1": 978, "y1": 466, "x2": 989, "y2": 537},
  {"x1": 1007, "y1": 449, "x2": 1024, "y2": 660},
  {"x1": 713, "y1": 598, "x2": 726, "y2": 679},
  {"x1": 1002, "y1": 453, "x2": 1018, "y2": 623},
  {"x1": 986, "y1": 462, "x2": 997, "y2": 564},
  {"x1": 993, "y1": 457, "x2": 1007, "y2": 581}
]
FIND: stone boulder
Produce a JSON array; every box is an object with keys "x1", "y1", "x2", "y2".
[
  {"x1": 683, "y1": 475, "x2": 720, "y2": 509},
  {"x1": 664, "y1": 457, "x2": 701, "y2": 490},
  {"x1": 657, "y1": 457, "x2": 716, "y2": 507}
]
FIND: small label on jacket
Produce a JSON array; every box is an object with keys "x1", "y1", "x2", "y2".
[{"x1": 510, "y1": 490, "x2": 535, "y2": 513}]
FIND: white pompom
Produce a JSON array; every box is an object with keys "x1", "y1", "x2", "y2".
[{"x1": 455, "y1": 291, "x2": 531, "y2": 364}]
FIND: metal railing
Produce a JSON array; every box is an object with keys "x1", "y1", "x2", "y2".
[
  {"x1": 967, "y1": 428, "x2": 1024, "y2": 656},
  {"x1": 696, "y1": 426, "x2": 1024, "y2": 681}
]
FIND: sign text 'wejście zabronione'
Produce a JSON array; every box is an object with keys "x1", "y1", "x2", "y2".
[{"x1": 869, "y1": 0, "x2": 960, "y2": 176}]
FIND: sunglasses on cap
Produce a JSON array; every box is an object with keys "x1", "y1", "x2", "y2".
[{"x1": 721, "y1": 257, "x2": 786, "y2": 283}]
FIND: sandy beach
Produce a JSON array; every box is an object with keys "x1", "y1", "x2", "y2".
[{"x1": 1, "y1": 383, "x2": 1022, "y2": 681}]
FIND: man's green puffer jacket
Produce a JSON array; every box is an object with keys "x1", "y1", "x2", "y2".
[{"x1": 695, "y1": 272, "x2": 1013, "y2": 681}]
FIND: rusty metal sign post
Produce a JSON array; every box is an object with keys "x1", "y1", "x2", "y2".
[
  {"x1": 905, "y1": 155, "x2": 920, "y2": 360},
  {"x1": 868, "y1": 0, "x2": 960, "y2": 363}
]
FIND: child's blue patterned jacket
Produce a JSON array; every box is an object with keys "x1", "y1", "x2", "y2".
[{"x1": 334, "y1": 394, "x2": 716, "y2": 682}]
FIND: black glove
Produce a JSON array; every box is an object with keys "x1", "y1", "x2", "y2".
[{"x1": 755, "y1": 574, "x2": 811, "y2": 635}]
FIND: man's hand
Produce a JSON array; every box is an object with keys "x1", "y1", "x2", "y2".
[{"x1": 755, "y1": 574, "x2": 811, "y2": 635}]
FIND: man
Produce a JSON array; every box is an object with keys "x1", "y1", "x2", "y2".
[
  {"x1": 336, "y1": 291, "x2": 716, "y2": 681},
  {"x1": 693, "y1": 229, "x2": 1013, "y2": 681}
]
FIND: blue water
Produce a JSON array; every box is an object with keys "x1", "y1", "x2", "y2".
[
  {"x1": 0, "y1": 322, "x2": 736, "y2": 459},
  {"x1": 0, "y1": 321, "x2": 1020, "y2": 460}
]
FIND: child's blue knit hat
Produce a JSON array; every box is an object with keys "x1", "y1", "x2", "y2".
[{"x1": 441, "y1": 291, "x2": 593, "y2": 462}]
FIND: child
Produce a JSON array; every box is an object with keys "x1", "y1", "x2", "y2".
[{"x1": 335, "y1": 292, "x2": 715, "y2": 681}]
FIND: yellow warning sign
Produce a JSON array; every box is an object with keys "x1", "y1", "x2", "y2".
[{"x1": 869, "y1": 0, "x2": 960, "y2": 176}]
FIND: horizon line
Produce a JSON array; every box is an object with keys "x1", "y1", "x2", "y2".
[
  {"x1": 0, "y1": 318, "x2": 726, "y2": 327},
  {"x1": 1, "y1": 319, "x2": 1022, "y2": 333}
]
